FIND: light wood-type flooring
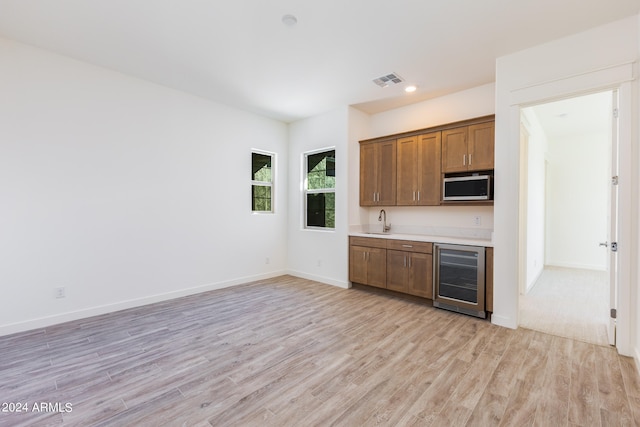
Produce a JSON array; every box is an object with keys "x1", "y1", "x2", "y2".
[{"x1": 1, "y1": 275, "x2": 639, "y2": 426}]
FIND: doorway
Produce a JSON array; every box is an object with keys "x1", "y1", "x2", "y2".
[{"x1": 518, "y1": 90, "x2": 615, "y2": 346}]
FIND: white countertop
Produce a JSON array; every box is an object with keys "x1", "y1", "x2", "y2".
[{"x1": 349, "y1": 231, "x2": 493, "y2": 247}]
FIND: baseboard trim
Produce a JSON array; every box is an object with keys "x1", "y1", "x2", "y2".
[
  {"x1": 544, "y1": 262, "x2": 607, "y2": 272},
  {"x1": 491, "y1": 314, "x2": 517, "y2": 329},
  {"x1": 286, "y1": 270, "x2": 350, "y2": 289},
  {"x1": 0, "y1": 270, "x2": 287, "y2": 337}
]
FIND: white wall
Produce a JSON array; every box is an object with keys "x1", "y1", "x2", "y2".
[
  {"x1": 287, "y1": 107, "x2": 350, "y2": 287},
  {"x1": 494, "y1": 16, "x2": 638, "y2": 357},
  {"x1": 369, "y1": 83, "x2": 496, "y2": 137},
  {"x1": 353, "y1": 84, "x2": 496, "y2": 234},
  {"x1": 545, "y1": 131, "x2": 609, "y2": 270},
  {"x1": 0, "y1": 38, "x2": 289, "y2": 335},
  {"x1": 520, "y1": 109, "x2": 547, "y2": 290},
  {"x1": 347, "y1": 107, "x2": 373, "y2": 230}
]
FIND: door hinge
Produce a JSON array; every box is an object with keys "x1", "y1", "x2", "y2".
[
  {"x1": 611, "y1": 308, "x2": 617, "y2": 319},
  {"x1": 611, "y1": 242, "x2": 618, "y2": 252},
  {"x1": 613, "y1": 108, "x2": 619, "y2": 118},
  {"x1": 612, "y1": 176, "x2": 619, "y2": 185}
]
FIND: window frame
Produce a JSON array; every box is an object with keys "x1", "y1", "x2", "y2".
[
  {"x1": 251, "y1": 149, "x2": 275, "y2": 214},
  {"x1": 303, "y1": 147, "x2": 336, "y2": 230}
]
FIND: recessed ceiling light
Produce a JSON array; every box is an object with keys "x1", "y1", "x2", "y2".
[
  {"x1": 282, "y1": 14, "x2": 298, "y2": 26},
  {"x1": 405, "y1": 85, "x2": 417, "y2": 93}
]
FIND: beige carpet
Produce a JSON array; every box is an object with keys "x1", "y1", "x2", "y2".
[{"x1": 519, "y1": 266, "x2": 610, "y2": 346}]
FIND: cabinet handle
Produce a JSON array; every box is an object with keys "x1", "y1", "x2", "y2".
[
  {"x1": 413, "y1": 191, "x2": 416, "y2": 201},
  {"x1": 417, "y1": 191, "x2": 420, "y2": 201},
  {"x1": 363, "y1": 252, "x2": 366, "y2": 261},
  {"x1": 404, "y1": 256, "x2": 407, "y2": 267},
  {"x1": 469, "y1": 154, "x2": 472, "y2": 165},
  {"x1": 402, "y1": 244, "x2": 413, "y2": 248},
  {"x1": 463, "y1": 154, "x2": 466, "y2": 166}
]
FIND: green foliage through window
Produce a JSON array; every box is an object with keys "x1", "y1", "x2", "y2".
[
  {"x1": 252, "y1": 152, "x2": 274, "y2": 212},
  {"x1": 305, "y1": 149, "x2": 335, "y2": 229}
]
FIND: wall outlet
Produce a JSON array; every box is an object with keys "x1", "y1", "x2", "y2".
[
  {"x1": 473, "y1": 215, "x2": 482, "y2": 226},
  {"x1": 54, "y1": 287, "x2": 66, "y2": 299}
]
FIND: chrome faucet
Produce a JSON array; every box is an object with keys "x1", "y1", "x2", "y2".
[{"x1": 378, "y1": 209, "x2": 391, "y2": 233}]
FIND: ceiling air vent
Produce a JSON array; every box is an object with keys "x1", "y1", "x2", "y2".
[{"x1": 373, "y1": 72, "x2": 404, "y2": 88}]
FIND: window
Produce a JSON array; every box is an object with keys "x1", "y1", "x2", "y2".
[
  {"x1": 304, "y1": 149, "x2": 335, "y2": 229},
  {"x1": 251, "y1": 151, "x2": 274, "y2": 212}
]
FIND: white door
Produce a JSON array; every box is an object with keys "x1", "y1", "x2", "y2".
[{"x1": 606, "y1": 90, "x2": 620, "y2": 346}]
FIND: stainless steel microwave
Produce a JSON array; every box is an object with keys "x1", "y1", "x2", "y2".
[{"x1": 443, "y1": 174, "x2": 492, "y2": 201}]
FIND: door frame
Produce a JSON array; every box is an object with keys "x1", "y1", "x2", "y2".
[
  {"x1": 518, "y1": 89, "x2": 617, "y2": 345},
  {"x1": 509, "y1": 63, "x2": 633, "y2": 355}
]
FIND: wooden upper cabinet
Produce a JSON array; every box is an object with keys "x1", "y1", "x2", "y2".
[
  {"x1": 360, "y1": 139, "x2": 396, "y2": 206},
  {"x1": 360, "y1": 143, "x2": 378, "y2": 206},
  {"x1": 360, "y1": 116, "x2": 494, "y2": 207},
  {"x1": 378, "y1": 140, "x2": 397, "y2": 205},
  {"x1": 396, "y1": 136, "x2": 418, "y2": 205},
  {"x1": 441, "y1": 127, "x2": 469, "y2": 173},
  {"x1": 417, "y1": 132, "x2": 441, "y2": 205},
  {"x1": 468, "y1": 122, "x2": 495, "y2": 171},
  {"x1": 442, "y1": 121, "x2": 494, "y2": 173},
  {"x1": 396, "y1": 132, "x2": 441, "y2": 206}
]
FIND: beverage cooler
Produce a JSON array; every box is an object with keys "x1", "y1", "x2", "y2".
[{"x1": 433, "y1": 244, "x2": 485, "y2": 319}]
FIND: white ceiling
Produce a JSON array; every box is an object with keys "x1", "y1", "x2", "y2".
[
  {"x1": 530, "y1": 91, "x2": 614, "y2": 138},
  {"x1": 0, "y1": 1, "x2": 638, "y2": 123}
]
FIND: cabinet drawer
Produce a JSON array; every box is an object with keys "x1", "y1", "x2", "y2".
[
  {"x1": 386, "y1": 239, "x2": 432, "y2": 253},
  {"x1": 349, "y1": 236, "x2": 388, "y2": 249}
]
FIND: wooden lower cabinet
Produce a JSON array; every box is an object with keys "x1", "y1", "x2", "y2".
[
  {"x1": 407, "y1": 251, "x2": 433, "y2": 298},
  {"x1": 386, "y1": 250, "x2": 409, "y2": 293},
  {"x1": 350, "y1": 237, "x2": 432, "y2": 299},
  {"x1": 386, "y1": 249, "x2": 433, "y2": 298},
  {"x1": 350, "y1": 236, "x2": 491, "y2": 313},
  {"x1": 349, "y1": 238, "x2": 387, "y2": 289}
]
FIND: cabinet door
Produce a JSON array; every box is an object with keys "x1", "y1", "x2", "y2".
[
  {"x1": 417, "y1": 132, "x2": 441, "y2": 205},
  {"x1": 360, "y1": 143, "x2": 378, "y2": 206},
  {"x1": 441, "y1": 127, "x2": 468, "y2": 173},
  {"x1": 468, "y1": 122, "x2": 494, "y2": 171},
  {"x1": 386, "y1": 250, "x2": 408, "y2": 293},
  {"x1": 377, "y1": 140, "x2": 397, "y2": 205},
  {"x1": 349, "y1": 245, "x2": 369, "y2": 284},
  {"x1": 367, "y1": 247, "x2": 387, "y2": 288},
  {"x1": 396, "y1": 136, "x2": 418, "y2": 205},
  {"x1": 407, "y1": 252, "x2": 433, "y2": 298}
]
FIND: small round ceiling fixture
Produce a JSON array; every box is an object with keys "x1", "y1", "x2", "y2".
[
  {"x1": 282, "y1": 14, "x2": 298, "y2": 27},
  {"x1": 405, "y1": 85, "x2": 417, "y2": 93}
]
